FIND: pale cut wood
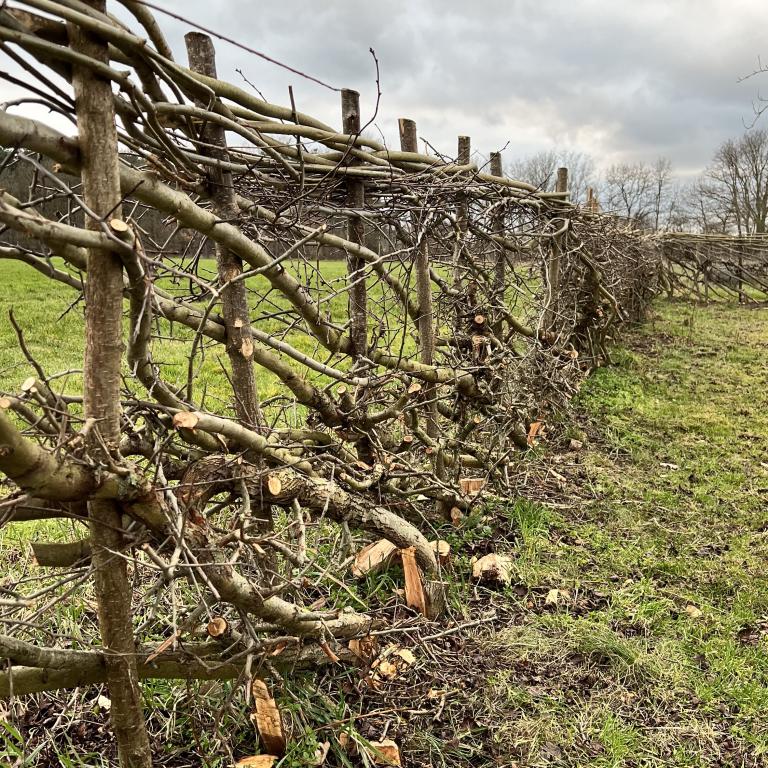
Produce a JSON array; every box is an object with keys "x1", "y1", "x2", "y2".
[
  {"x1": 429, "y1": 539, "x2": 451, "y2": 566},
  {"x1": 459, "y1": 477, "x2": 486, "y2": 496},
  {"x1": 267, "y1": 475, "x2": 283, "y2": 496},
  {"x1": 235, "y1": 757, "x2": 277, "y2": 768},
  {"x1": 173, "y1": 411, "x2": 199, "y2": 430},
  {"x1": 206, "y1": 617, "x2": 228, "y2": 638},
  {"x1": 350, "y1": 539, "x2": 398, "y2": 577},
  {"x1": 108, "y1": 217, "x2": 130, "y2": 233},
  {"x1": 251, "y1": 678, "x2": 286, "y2": 756},
  {"x1": 401, "y1": 546, "x2": 427, "y2": 615},
  {"x1": 472, "y1": 553, "x2": 514, "y2": 585},
  {"x1": 368, "y1": 739, "x2": 402, "y2": 766}
]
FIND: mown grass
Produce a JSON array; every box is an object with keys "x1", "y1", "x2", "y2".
[
  {"x1": 0, "y1": 258, "x2": 360, "y2": 409},
  {"x1": 455, "y1": 298, "x2": 768, "y2": 767},
  {"x1": 3, "y1": 249, "x2": 768, "y2": 766}
]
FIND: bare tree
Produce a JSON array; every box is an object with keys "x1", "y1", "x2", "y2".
[
  {"x1": 679, "y1": 178, "x2": 734, "y2": 233},
  {"x1": 602, "y1": 162, "x2": 654, "y2": 226},
  {"x1": 507, "y1": 150, "x2": 596, "y2": 204},
  {"x1": 651, "y1": 158, "x2": 674, "y2": 231},
  {"x1": 704, "y1": 129, "x2": 768, "y2": 234}
]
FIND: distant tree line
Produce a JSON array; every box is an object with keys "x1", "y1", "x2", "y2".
[{"x1": 504, "y1": 128, "x2": 768, "y2": 235}]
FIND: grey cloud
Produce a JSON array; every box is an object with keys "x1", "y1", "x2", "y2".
[{"x1": 3, "y1": 0, "x2": 767, "y2": 176}]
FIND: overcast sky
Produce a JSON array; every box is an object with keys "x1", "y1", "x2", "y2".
[{"x1": 4, "y1": 0, "x2": 768, "y2": 178}]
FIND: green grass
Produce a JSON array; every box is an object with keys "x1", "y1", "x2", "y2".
[
  {"x1": 454, "y1": 298, "x2": 768, "y2": 767},
  {"x1": 0, "y1": 256, "x2": 538, "y2": 413},
  {"x1": 3, "y1": 249, "x2": 768, "y2": 766},
  {"x1": 0, "y1": 258, "x2": 361, "y2": 410}
]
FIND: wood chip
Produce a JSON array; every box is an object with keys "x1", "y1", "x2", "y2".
[
  {"x1": 401, "y1": 546, "x2": 427, "y2": 615},
  {"x1": 545, "y1": 588, "x2": 561, "y2": 606},
  {"x1": 266, "y1": 475, "x2": 282, "y2": 496},
  {"x1": 370, "y1": 643, "x2": 417, "y2": 684},
  {"x1": 250, "y1": 679, "x2": 286, "y2": 756},
  {"x1": 393, "y1": 647, "x2": 416, "y2": 665},
  {"x1": 311, "y1": 741, "x2": 330, "y2": 765},
  {"x1": 527, "y1": 421, "x2": 543, "y2": 446},
  {"x1": 685, "y1": 604, "x2": 703, "y2": 619},
  {"x1": 472, "y1": 553, "x2": 514, "y2": 585},
  {"x1": 348, "y1": 635, "x2": 379, "y2": 663},
  {"x1": 235, "y1": 758, "x2": 277, "y2": 768},
  {"x1": 350, "y1": 539, "x2": 398, "y2": 578},
  {"x1": 430, "y1": 539, "x2": 451, "y2": 566},
  {"x1": 367, "y1": 739, "x2": 401, "y2": 766},
  {"x1": 459, "y1": 478, "x2": 485, "y2": 496}
]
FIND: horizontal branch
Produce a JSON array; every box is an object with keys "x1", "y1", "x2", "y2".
[{"x1": 0, "y1": 634, "x2": 355, "y2": 697}]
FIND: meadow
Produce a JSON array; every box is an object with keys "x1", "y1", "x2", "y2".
[{"x1": 2, "y1": 256, "x2": 768, "y2": 766}]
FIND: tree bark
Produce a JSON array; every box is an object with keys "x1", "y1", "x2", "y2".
[
  {"x1": 399, "y1": 118, "x2": 437, "y2": 439},
  {"x1": 68, "y1": 4, "x2": 152, "y2": 766},
  {"x1": 341, "y1": 89, "x2": 368, "y2": 364},
  {"x1": 184, "y1": 32, "x2": 263, "y2": 434}
]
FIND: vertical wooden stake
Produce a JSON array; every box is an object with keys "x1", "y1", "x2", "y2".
[
  {"x1": 185, "y1": 32, "x2": 263, "y2": 433},
  {"x1": 489, "y1": 151, "x2": 506, "y2": 312},
  {"x1": 69, "y1": 3, "x2": 152, "y2": 765},
  {"x1": 341, "y1": 89, "x2": 368, "y2": 363},
  {"x1": 543, "y1": 166, "x2": 569, "y2": 335},
  {"x1": 399, "y1": 117, "x2": 437, "y2": 438},
  {"x1": 454, "y1": 135, "x2": 471, "y2": 287}
]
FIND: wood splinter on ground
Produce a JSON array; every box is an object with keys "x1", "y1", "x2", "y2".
[
  {"x1": 472, "y1": 553, "x2": 514, "y2": 585},
  {"x1": 250, "y1": 679, "x2": 286, "y2": 756},
  {"x1": 350, "y1": 539, "x2": 398, "y2": 577},
  {"x1": 429, "y1": 539, "x2": 451, "y2": 566},
  {"x1": 348, "y1": 635, "x2": 379, "y2": 664},
  {"x1": 401, "y1": 545, "x2": 427, "y2": 615},
  {"x1": 367, "y1": 739, "x2": 402, "y2": 766},
  {"x1": 234, "y1": 757, "x2": 277, "y2": 768}
]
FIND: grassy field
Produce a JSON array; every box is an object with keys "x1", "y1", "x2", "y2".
[
  {"x1": 429, "y1": 297, "x2": 768, "y2": 767},
  {"x1": 2, "y1": 255, "x2": 768, "y2": 766},
  {"x1": 0, "y1": 258, "x2": 360, "y2": 409}
]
